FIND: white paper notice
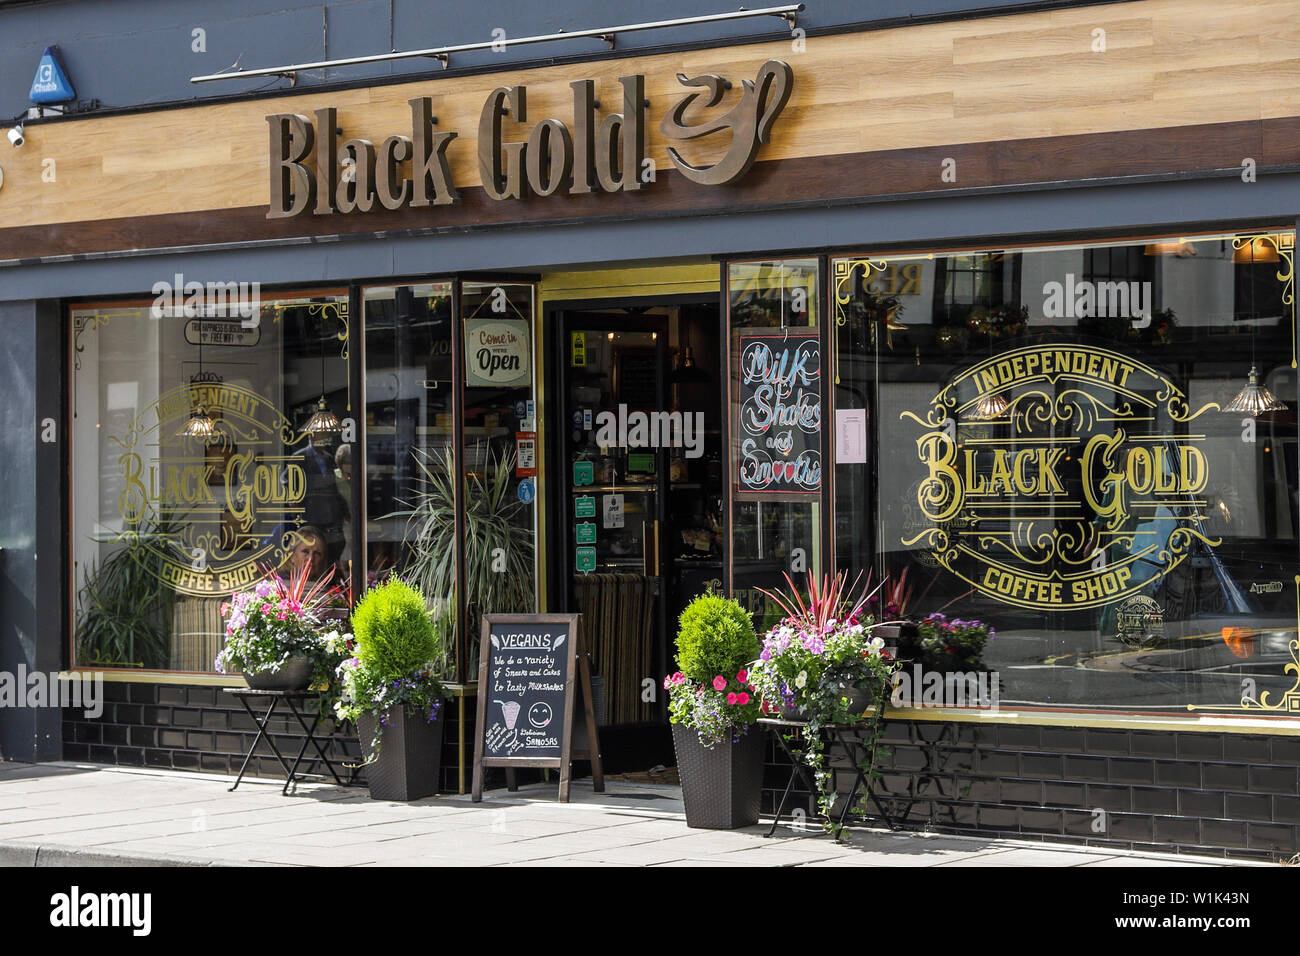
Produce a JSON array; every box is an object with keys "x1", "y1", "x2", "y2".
[
  {"x1": 602, "y1": 494, "x2": 625, "y2": 529},
  {"x1": 835, "y1": 408, "x2": 868, "y2": 464}
]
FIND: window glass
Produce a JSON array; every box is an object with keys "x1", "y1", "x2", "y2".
[
  {"x1": 71, "y1": 292, "x2": 350, "y2": 672},
  {"x1": 728, "y1": 258, "x2": 822, "y2": 631},
  {"x1": 833, "y1": 232, "x2": 1299, "y2": 715}
]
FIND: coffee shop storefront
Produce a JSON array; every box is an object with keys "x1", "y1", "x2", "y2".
[{"x1": 3, "y1": 0, "x2": 1300, "y2": 859}]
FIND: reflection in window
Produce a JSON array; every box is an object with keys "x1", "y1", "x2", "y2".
[{"x1": 833, "y1": 231, "x2": 1299, "y2": 716}]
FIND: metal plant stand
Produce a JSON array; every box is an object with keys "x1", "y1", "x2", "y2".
[
  {"x1": 224, "y1": 688, "x2": 349, "y2": 794},
  {"x1": 758, "y1": 683, "x2": 897, "y2": 837}
]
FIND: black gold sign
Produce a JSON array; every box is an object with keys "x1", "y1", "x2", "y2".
[
  {"x1": 111, "y1": 382, "x2": 307, "y2": 595},
  {"x1": 266, "y1": 60, "x2": 793, "y2": 218},
  {"x1": 901, "y1": 344, "x2": 1220, "y2": 611}
]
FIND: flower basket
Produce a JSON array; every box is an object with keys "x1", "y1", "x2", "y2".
[
  {"x1": 671, "y1": 723, "x2": 764, "y2": 829},
  {"x1": 243, "y1": 656, "x2": 314, "y2": 691},
  {"x1": 357, "y1": 706, "x2": 444, "y2": 801}
]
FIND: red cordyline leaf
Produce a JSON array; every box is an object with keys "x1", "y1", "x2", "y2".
[
  {"x1": 256, "y1": 560, "x2": 341, "y2": 614},
  {"x1": 757, "y1": 569, "x2": 886, "y2": 631}
]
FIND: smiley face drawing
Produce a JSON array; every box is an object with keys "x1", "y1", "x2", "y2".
[{"x1": 528, "y1": 701, "x2": 553, "y2": 729}]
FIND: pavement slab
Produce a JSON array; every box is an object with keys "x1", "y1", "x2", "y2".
[{"x1": 0, "y1": 760, "x2": 1258, "y2": 867}]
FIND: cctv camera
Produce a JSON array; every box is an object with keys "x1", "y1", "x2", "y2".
[{"x1": 6, "y1": 125, "x2": 23, "y2": 148}]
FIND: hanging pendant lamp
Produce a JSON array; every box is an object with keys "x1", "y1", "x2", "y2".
[
  {"x1": 307, "y1": 305, "x2": 342, "y2": 434},
  {"x1": 178, "y1": 326, "x2": 218, "y2": 438},
  {"x1": 970, "y1": 391, "x2": 1010, "y2": 421},
  {"x1": 1223, "y1": 366, "x2": 1287, "y2": 416}
]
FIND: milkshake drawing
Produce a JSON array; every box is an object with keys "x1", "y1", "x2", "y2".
[{"x1": 496, "y1": 700, "x2": 521, "y2": 730}]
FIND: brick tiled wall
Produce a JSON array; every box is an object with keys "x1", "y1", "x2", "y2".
[
  {"x1": 761, "y1": 719, "x2": 1300, "y2": 861},
  {"x1": 61, "y1": 682, "x2": 474, "y2": 794}
]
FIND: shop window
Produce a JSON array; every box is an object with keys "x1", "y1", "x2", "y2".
[
  {"x1": 832, "y1": 231, "x2": 1300, "y2": 718},
  {"x1": 71, "y1": 292, "x2": 351, "y2": 673},
  {"x1": 727, "y1": 258, "x2": 822, "y2": 630}
]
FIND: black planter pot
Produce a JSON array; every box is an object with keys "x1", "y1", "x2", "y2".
[
  {"x1": 243, "y1": 656, "x2": 313, "y2": 691},
  {"x1": 671, "y1": 723, "x2": 764, "y2": 830},
  {"x1": 357, "y1": 706, "x2": 444, "y2": 801}
]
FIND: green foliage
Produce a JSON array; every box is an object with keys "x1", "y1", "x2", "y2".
[
  {"x1": 351, "y1": 577, "x2": 440, "y2": 681},
  {"x1": 76, "y1": 514, "x2": 181, "y2": 669},
  {"x1": 674, "y1": 591, "x2": 758, "y2": 684}
]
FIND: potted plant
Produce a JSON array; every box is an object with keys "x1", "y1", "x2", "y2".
[
  {"x1": 747, "y1": 572, "x2": 898, "y2": 824},
  {"x1": 215, "y1": 562, "x2": 340, "y2": 690},
  {"x1": 665, "y1": 590, "x2": 763, "y2": 829},
  {"x1": 335, "y1": 576, "x2": 449, "y2": 801},
  {"x1": 912, "y1": 612, "x2": 994, "y2": 672}
]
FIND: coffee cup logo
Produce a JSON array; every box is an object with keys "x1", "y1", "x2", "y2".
[{"x1": 901, "y1": 343, "x2": 1221, "y2": 611}]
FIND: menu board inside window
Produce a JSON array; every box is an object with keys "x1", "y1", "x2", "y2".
[{"x1": 734, "y1": 330, "x2": 822, "y2": 496}]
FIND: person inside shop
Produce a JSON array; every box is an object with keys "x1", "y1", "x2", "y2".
[{"x1": 276, "y1": 524, "x2": 332, "y2": 582}]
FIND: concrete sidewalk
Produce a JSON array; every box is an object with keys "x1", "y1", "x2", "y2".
[{"x1": 0, "y1": 761, "x2": 1257, "y2": 867}]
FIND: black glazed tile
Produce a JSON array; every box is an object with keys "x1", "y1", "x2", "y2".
[
  {"x1": 1222, "y1": 734, "x2": 1270, "y2": 763},
  {"x1": 1185, "y1": 790, "x2": 1222, "y2": 816},
  {"x1": 74, "y1": 722, "x2": 102, "y2": 744},
  {"x1": 1272, "y1": 795, "x2": 1300, "y2": 824},
  {"x1": 888, "y1": 746, "x2": 928, "y2": 771},
  {"x1": 101, "y1": 724, "x2": 129, "y2": 746},
  {"x1": 116, "y1": 748, "x2": 145, "y2": 767},
  {"x1": 128, "y1": 726, "x2": 156, "y2": 748},
  {"x1": 201, "y1": 710, "x2": 228, "y2": 729},
  {"x1": 1249, "y1": 765, "x2": 1298, "y2": 794},
  {"x1": 156, "y1": 686, "x2": 187, "y2": 706},
  {"x1": 1039, "y1": 727, "x2": 1086, "y2": 753},
  {"x1": 1086, "y1": 784, "x2": 1132, "y2": 813},
  {"x1": 914, "y1": 774, "x2": 956, "y2": 798},
  {"x1": 1107, "y1": 813, "x2": 1155, "y2": 843},
  {"x1": 143, "y1": 749, "x2": 172, "y2": 768},
  {"x1": 1201, "y1": 819, "x2": 1247, "y2": 847},
  {"x1": 936, "y1": 748, "x2": 976, "y2": 773},
  {"x1": 996, "y1": 725, "x2": 1042, "y2": 750},
  {"x1": 1247, "y1": 822, "x2": 1297, "y2": 853},
  {"x1": 978, "y1": 805, "x2": 1018, "y2": 829},
  {"x1": 1203, "y1": 763, "x2": 1251, "y2": 791},
  {"x1": 1155, "y1": 761, "x2": 1201, "y2": 788},
  {"x1": 1063, "y1": 755, "x2": 1108, "y2": 782},
  {"x1": 171, "y1": 708, "x2": 201, "y2": 728},
  {"x1": 978, "y1": 751, "x2": 1019, "y2": 775},
  {"x1": 1018, "y1": 807, "x2": 1063, "y2": 834},
  {"x1": 1225, "y1": 792, "x2": 1272, "y2": 822},
  {"x1": 953, "y1": 776, "x2": 998, "y2": 801},
  {"x1": 1270, "y1": 736, "x2": 1300, "y2": 765},
  {"x1": 1131, "y1": 787, "x2": 1178, "y2": 814},
  {"x1": 1178, "y1": 733, "x2": 1222, "y2": 761},
  {"x1": 1043, "y1": 781, "x2": 1087, "y2": 807},
  {"x1": 1021, "y1": 754, "x2": 1063, "y2": 779},
  {"x1": 999, "y1": 779, "x2": 1043, "y2": 804},
  {"x1": 1063, "y1": 809, "x2": 1102, "y2": 837},
  {"x1": 143, "y1": 706, "x2": 170, "y2": 725},
  {"x1": 213, "y1": 733, "x2": 244, "y2": 753},
  {"x1": 88, "y1": 745, "x2": 116, "y2": 764},
  {"x1": 186, "y1": 687, "x2": 216, "y2": 707},
  {"x1": 158, "y1": 729, "x2": 186, "y2": 749},
  {"x1": 199, "y1": 753, "x2": 230, "y2": 773},
  {"x1": 185, "y1": 731, "x2": 215, "y2": 751},
  {"x1": 1129, "y1": 731, "x2": 1177, "y2": 759},
  {"x1": 1107, "y1": 758, "x2": 1155, "y2": 786},
  {"x1": 1154, "y1": 816, "x2": 1200, "y2": 847},
  {"x1": 62, "y1": 743, "x2": 89, "y2": 761},
  {"x1": 126, "y1": 684, "x2": 157, "y2": 704},
  {"x1": 1084, "y1": 729, "x2": 1131, "y2": 756},
  {"x1": 935, "y1": 801, "x2": 979, "y2": 828},
  {"x1": 112, "y1": 703, "x2": 142, "y2": 724}
]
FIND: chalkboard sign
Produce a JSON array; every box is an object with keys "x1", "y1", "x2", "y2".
[
  {"x1": 472, "y1": 613, "x2": 604, "y2": 803},
  {"x1": 735, "y1": 331, "x2": 822, "y2": 495}
]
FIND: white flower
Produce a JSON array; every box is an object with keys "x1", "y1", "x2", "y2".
[
  {"x1": 870, "y1": 636, "x2": 885, "y2": 649},
  {"x1": 795, "y1": 670, "x2": 807, "y2": 689}
]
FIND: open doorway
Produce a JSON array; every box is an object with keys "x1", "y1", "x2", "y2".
[{"x1": 546, "y1": 295, "x2": 723, "y2": 771}]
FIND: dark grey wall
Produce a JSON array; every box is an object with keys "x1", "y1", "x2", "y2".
[
  {"x1": 0, "y1": 0, "x2": 1125, "y2": 117},
  {"x1": 0, "y1": 298, "x2": 64, "y2": 762}
]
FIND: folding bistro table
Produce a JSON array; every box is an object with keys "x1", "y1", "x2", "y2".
[{"x1": 223, "y1": 688, "x2": 349, "y2": 794}]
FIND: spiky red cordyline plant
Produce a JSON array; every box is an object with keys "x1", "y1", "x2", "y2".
[
  {"x1": 756, "y1": 569, "x2": 883, "y2": 632},
  {"x1": 257, "y1": 560, "x2": 341, "y2": 615}
]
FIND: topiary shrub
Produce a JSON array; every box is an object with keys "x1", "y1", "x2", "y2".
[
  {"x1": 675, "y1": 591, "x2": 758, "y2": 683},
  {"x1": 351, "y1": 577, "x2": 440, "y2": 680}
]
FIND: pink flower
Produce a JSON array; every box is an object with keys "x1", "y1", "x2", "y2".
[
  {"x1": 726, "y1": 692, "x2": 738, "y2": 705},
  {"x1": 672, "y1": 672, "x2": 685, "y2": 685},
  {"x1": 736, "y1": 669, "x2": 748, "y2": 683},
  {"x1": 663, "y1": 676, "x2": 672, "y2": 690},
  {"x1": 736, "y1": 692, "x2": 750, "y2": 706},
  {"x1": 220, "y1": 603, "x2": 231, "y2": 617},
  {"x1": 712, "y1": 675, "x2": 727, "y2": 691}
]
